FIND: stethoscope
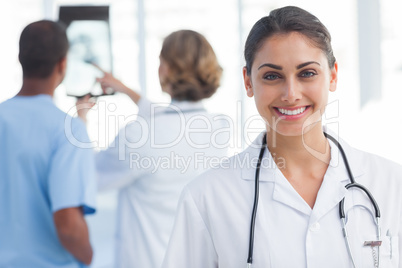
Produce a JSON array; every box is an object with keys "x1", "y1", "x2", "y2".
[{"x1": 247, "y1": 132, "x2": 381, "y2": 268}]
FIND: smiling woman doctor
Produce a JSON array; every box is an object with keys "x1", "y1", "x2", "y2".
[{"x1": 162, "y1": 6, "x2": 402, "y2": 268}]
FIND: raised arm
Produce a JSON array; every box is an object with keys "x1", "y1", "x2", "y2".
[
  {"x1": 53, "y1": 207, "x2": 93, "y2": 265},
  {"x1": 93, "y1": 63, "x2": 141, "y2": 104}
]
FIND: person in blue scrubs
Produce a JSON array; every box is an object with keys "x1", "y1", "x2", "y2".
[{"x1": 0, "y1": 20, "x2": 97, "y2": 267}]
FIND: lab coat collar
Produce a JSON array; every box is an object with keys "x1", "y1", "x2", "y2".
[
  {"x1": 324, "y1": 128, "x2": 365, "y2": 182},
  {"x1": 240, "y1": 132, "x2": 277, "y2": 182},
  {"x1": 158, "y1": 100, "x2": 206, "y2": 114},
  {"x1": 240, "y1": 129, "x2": 365, "y2": 183},
  {"x1": 136, "y1": 98, "x2": 206, "y2": 118}
]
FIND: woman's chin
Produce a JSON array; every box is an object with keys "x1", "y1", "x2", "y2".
[{"x1": 267, "y1": 123, "x2": 320, "y2": 138}]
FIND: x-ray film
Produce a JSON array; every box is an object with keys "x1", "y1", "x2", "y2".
[{"x1": 59, "y1": 6, "x2": 113, "y2": 97}]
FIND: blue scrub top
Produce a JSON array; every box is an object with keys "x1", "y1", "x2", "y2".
[{"x1": 0, "y1": 95, "x2": 96, "y2": 267}]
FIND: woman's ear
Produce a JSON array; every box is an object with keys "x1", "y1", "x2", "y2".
[
  {"x1": 329, "y1": 62, "x2": 338, "y2": 92},
  {"x1": 243, "y1": 67, "x2": 254, "y2": 97}
]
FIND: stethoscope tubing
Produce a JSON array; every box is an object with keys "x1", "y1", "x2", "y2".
[
  {"x1": 247, "y1": 132, "x2": 381, "y2": 267},
  {"x1": 247, "y1": 139, "x2": 266, "y2": 265}
]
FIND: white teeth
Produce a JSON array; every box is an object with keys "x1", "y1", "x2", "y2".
[{"x1": 278, "y1": 107, "x2": 306, "y2": 116}]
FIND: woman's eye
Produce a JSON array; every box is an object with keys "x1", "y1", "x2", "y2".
[
  {"x1": 263, "y1": 73, "x2": 280, "y2": 80},
  {"x1": 300, "y1": 71, "x2": 316, "y2": 78}
]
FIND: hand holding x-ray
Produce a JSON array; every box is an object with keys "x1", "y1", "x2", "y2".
[{"x1": 59, "y1": 6, "x2": 114, "y2": 98}]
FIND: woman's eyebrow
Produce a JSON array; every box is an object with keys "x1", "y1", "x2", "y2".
[
  {"x1": 296, "y1": 61, "x2": 320, "y2": 69},
  {"x1": 258, "y1": 63, "x2": 282, "y2": 70},
  {"x1": 257, "y1": 61, "x2": 320, "y2": 70}
]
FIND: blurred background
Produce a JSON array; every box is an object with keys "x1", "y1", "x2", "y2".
[{"x1": 2, "y1": 0, "x2": 402, "y2": 267}]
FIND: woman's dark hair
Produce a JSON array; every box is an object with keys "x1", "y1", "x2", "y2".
[
  {"x1": 160, "y1": 30, "x2": 222, "y2": 101},
  {"x1": 19, "y1": 20, "x2": 69, "y2": 78},
  {"x1": 244, "y1": 6, "x2": 336, "y2": 75}
]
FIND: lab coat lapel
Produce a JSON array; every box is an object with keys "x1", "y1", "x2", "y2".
[
  {"x1": 270, "y1": 131, "x2": 365, "y2": 219},
  {"x1": 238, "y1": 136, "x2": 312, "y2": 214},
  {"x1": 272, "y1": 170, "x2": 313, "y2": 216},
  {"x1": 310, "y1": 134, "x2": 365, "y2": 223},
  {"x1": 270, "y1": 161, "x2": 349, "y2": 218},
  {"x1": 240, "y1": 132, "x2": 276, "y2": 183},
  {"x1": 310, "y1": 169, "x2": 348, "y2": 223},
  {"x1": 240, "y1": 132, "x2": 345, "y2": 217},
  {"x1": 268, "y1": 131, "x2": 350, "y2": 217},
  {"x1": 240, "y1": 130, "x2": 365, "y2": 220}
]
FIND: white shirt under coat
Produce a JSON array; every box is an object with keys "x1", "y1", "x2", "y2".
[
  {"x1": 162, "y1": 131, "x2": 402, "y2": 268},
  {"x1": 95, "y1": 97, "x2": 230, "y2": 268}
]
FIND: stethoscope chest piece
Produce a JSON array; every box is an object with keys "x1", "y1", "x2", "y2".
[{"x1": 246, "y1": 132, "x2": 381, "y2": 268}]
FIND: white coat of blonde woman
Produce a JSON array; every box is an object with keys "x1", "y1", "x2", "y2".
[{"x1": 78, "y1": 30, "x2": 230, "y2": 268}]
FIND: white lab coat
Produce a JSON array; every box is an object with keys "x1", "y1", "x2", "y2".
[
  {"x1": 162, "y1": 131, "x2": 402, "y2": 268},
  {"x1": 95, "y1": 98, "x2": 230, "y2": 268}
]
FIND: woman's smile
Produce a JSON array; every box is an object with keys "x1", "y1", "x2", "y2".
[{"x1": 274, "y1": 105, "x2": 311, "y2": 120}]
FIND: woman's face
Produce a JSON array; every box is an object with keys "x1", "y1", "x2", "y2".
[{"x1": 243, "y1": 32, "x2": 338, "y2": 137}]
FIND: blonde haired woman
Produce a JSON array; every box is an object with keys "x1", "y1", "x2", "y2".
[{"x1": 79, "y1": 30, "x2": 229, "y2": 268}]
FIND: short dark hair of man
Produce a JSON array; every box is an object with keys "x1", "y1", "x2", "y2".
[{"x1": 19, "y1": 20, "x2": 69, "y2": 79}]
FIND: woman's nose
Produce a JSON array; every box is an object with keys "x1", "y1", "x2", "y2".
[{"x1": 281, "y1": 79, "x2": 301, "y2": 103}]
